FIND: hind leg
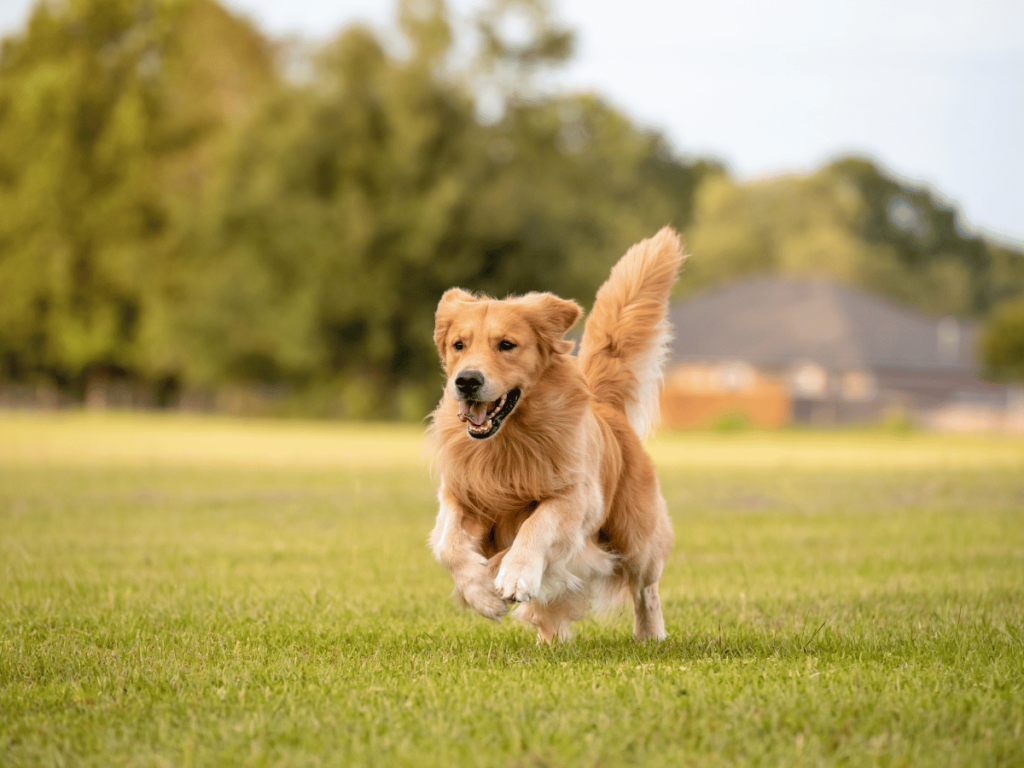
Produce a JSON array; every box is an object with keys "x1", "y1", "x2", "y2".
[
  {"x1": 517, "y1": 589, "x2": 591, "y2": 643},
  {"x1": 632, "y1": 577, "x2": 666, "y2": 640},
  {"x1": 626, "y1": 491, "x2": 672, "y2": 641},
  {"x1": 517, "y1": 601, "x2": 573, "y2": 643}
]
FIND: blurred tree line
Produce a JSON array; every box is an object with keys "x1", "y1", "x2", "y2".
[
  {"x1": 684, "y1": 159, "x2": 1024, "y2": 318},
  {"x1": 1, "y1": 0, "x2": 1023, "y2": 418}
]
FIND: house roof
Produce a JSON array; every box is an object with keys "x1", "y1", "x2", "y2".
[{"x1": 667, "y1": 276, "x2": 978, "y2": 373}]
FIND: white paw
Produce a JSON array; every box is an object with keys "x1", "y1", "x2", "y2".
[{"x1": 494, "y1": 552, "x2": 544, "y2": 603}]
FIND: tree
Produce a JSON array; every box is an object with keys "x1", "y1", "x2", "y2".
[
  {"x1": 163, "y1": 2, "x2": 709, "y2": 418},
  {"x1": 980, "y1": 300, "x2": 1024, "y2": 382},
  {"x1": 13, "y1": 0, "x2": 1017, "y2": 419},
  {"x1": 0, "y1": 0, "x2": 273, "y2": 394},
  {"x1": 683, "y1": 156, "x2": 1024, "y2": 319}
]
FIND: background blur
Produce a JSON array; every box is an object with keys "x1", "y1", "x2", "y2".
[{"x1": 1, "y1": 0, "x2": 1023, "y2": 427}]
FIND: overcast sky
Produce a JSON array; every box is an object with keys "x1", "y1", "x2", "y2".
[{"x1": 3, "y1": 0, "x2": 1022, "y2": 245}]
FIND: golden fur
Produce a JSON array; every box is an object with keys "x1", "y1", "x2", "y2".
[{"x1": 428, "y1": 227, "x2": 686, "y2": 641}]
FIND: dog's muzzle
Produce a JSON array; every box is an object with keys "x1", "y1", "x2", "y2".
[{"x1": 458, "y1": 388, "x2": 521, "y2": 439}]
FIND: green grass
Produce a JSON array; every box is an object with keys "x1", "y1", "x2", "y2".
[{"x1": 2, "y1": 413, "x2": 1023, "y2": 767}]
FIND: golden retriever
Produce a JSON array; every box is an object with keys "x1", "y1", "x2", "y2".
[{"x1": 428, "y1": 227, "x2": 685, "y2": 641}]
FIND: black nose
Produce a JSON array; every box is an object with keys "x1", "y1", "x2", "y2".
[{"x1": 455, "y1": 370, "x2": 485, "y2": 398}]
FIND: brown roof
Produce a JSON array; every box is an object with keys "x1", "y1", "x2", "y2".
[{"x1": 667, "y1": 276, "x2": 978, "y2": 373}]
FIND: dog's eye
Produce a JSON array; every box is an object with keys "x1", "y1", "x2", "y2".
[
  {"x1": 453, "y1": 341, "x2": 464, "y2": 351},
  {"x1": 498, "y1": 340, "x2": 517, "y2": 351}
]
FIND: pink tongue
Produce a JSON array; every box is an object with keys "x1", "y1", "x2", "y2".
[{"x1": 459, "y1": 400, "x2": 491, "y2": 426}]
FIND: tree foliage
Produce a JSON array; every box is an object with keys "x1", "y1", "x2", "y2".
[
  {"x1": 684, "y1": 157, "x2": 1024, "y2": 319},
  {"x1": 146, "y1": 1, "x2": 707, "y2": 417},
  {"x1": 0, "y1": 0, "x2": 273, "y2": 392},
  {"x1": 1, "y1": 0, "x2": 1022, "y2": 417},
  {"x1": 980, "y1": 300, "x2": 1024, "y2": 382}
]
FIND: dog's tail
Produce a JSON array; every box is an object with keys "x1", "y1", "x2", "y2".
[{"x1": 578, "y1": 227, "x2": 686, "y2": 440}]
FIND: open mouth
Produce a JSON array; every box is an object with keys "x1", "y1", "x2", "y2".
[{"x1": 458, "y1": 388, "x2": 521, "y2": 439}]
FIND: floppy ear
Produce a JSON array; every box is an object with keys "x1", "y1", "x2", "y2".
[
  {"x1": 434, "y1": 288, "x2": 477, "y2": 358},
  {"x1": 521, "y1": 292, "x2": 583, "y2": 356}
]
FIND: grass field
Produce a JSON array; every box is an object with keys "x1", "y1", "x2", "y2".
[{"x1": 2, "y1": 413, "x2": 1023, "y2": 767}]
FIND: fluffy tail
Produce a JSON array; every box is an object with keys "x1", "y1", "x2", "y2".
[{"x1": 578, "y1": 227, "x2": 686, "y2": 440}]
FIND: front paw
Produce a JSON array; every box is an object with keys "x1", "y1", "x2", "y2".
[
  {"x1": 495, "y1": 551, "x2": 544, "y2": 603},
  {"x1": 456, "y1": 574, "x2": 508, "y2": 621}
]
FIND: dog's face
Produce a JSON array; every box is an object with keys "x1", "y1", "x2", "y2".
[{"x1": 434, "y1": 289, "x2": 581, "y2": 439}]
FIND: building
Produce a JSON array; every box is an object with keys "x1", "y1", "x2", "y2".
[{"x1": 661, "y1": 276, "x2": 1024, "y2": 431}]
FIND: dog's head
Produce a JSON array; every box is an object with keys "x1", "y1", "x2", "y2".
[{"x1": 434, "y1": 289, "x2": 582, "y2": 440}]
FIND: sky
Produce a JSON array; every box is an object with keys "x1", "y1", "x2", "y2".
[{"x1": 2, "y1": 0, "x2": 1022, "y2": 246}]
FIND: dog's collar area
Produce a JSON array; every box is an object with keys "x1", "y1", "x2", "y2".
[{"x1": 458, "y1": 388, "x2": 521, "y2": 439}]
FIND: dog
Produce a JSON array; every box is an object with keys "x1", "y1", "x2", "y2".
[{"x1": 428, "y1": 227, "x2": 685, "y2": 642}]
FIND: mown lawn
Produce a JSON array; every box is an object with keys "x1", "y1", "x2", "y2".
[{"x1": 1, "y1": 413, "x2": 1023, "y2": 767}]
